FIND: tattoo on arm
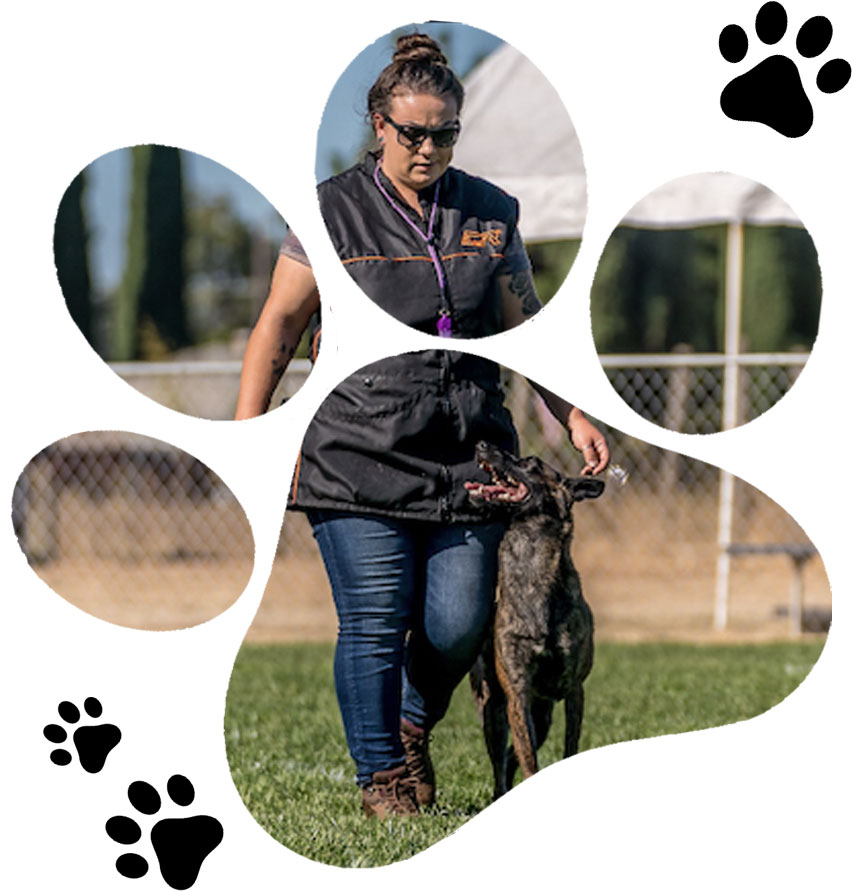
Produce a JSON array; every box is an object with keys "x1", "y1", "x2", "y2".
[
  {"x1": 508, "y1": 269, "x2": 542, "y2": 317},
  {"x1": 270, "y1": 343, "x2": 296, "y2": 374},
  {"x1": 266, "y1": 336, "x2": 297, "y2": 402}
]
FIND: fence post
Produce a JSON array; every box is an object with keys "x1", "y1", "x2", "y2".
[
  {"x1": 661, "y1": 343, "x2": 693, "y2": 488},
  {"x1": 788, "y1": 553, "x2": 805, "y2": 637},
  {"x1": 714, "y1": 471, "x2": 735, "y2": 630},
  {"x1": 714, "y1": 222, "x2": 744, "y2": 631}
]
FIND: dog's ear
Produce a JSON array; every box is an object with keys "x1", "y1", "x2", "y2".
[{"x1": 571, "y1": 477, "x2": 605, "y2": 501}]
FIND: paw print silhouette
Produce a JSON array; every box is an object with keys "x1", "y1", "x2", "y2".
[
  {"x1": 42, "y1": 697, "x2": 121, "y2": 773},
  {"x1": 719, "y1": 1, "x2": 851, "y2": 137},
  {"x1": 106, "y1": 775, "x2": 223, "y2": 890}
]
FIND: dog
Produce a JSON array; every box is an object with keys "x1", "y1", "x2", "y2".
[{"x1": 466, "y1": 441, "x2": 604, "y2": 799}]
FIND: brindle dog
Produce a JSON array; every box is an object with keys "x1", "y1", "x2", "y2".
[{"x1": 466, "y1": 441, "x2": 604, "y2": 799}]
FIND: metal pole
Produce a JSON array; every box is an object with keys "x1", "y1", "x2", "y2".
[
  {"x1": 714, "y1": 471, "x2": 734, "y2": 630},
  {"x1": 714, "y1": 222, "x2": 744, "y2": 631},
  {"x1": 789, "y1": 556, "x2": 804, "y2": 637},
  {"x1": 722, "y1": 221, "x2": 744, "y2": 431}
]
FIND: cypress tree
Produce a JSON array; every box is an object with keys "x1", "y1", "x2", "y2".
[
  {"x1": 113, "y1": 145, "x2": 151, "y2": 360},
  {"x1": 113, "y1": 145, "x2": 189, "y2": 360},
  {"x1": 142, "y1": 145, "x2": 189, "y2": 354},
  {"x1": 54, "y1": 170, "x2": 93, "y2": 348}
]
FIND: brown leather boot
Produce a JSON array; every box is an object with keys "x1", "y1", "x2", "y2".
[
  {"x1": 361, "y1": 765, "x2": 419, "y2": 818},
  {"x1": 400, "y1": 718, "x2": 435, "y2": 807}
]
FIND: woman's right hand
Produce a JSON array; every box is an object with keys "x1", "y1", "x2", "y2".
[
  {"x1": 567, "y1": 409, "x2": 610, "y2": 476},
  {"x1": 234, "y1": 253, "x2": 320, "y2": 419}
]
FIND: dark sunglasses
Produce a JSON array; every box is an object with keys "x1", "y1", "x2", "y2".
[{"x1": 383, "y1": 114, "x2": 461, "y2": 149}]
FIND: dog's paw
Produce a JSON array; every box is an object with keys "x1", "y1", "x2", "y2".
[
  {"x1": 42, "y1": 697, "x2": 121, "y2": 773},
  {"x1": 719, "y1": 1, "x2": 850, "y2": 136},
  {"x1": 106, "y1": 775, "x2": 223, "y2": 890}
]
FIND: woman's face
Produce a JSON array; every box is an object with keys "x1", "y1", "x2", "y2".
[{"x1": 374, "y1": 91, "x2": 459, "y2": 194}]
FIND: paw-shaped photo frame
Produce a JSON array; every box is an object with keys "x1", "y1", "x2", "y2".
[{"x1": 3, "y1": 7, "x2": 846, "y2": 890}]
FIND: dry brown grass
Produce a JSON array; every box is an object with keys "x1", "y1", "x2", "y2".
[{"x1": 28, "y1": 503, "x2": 831, "y2": 642}]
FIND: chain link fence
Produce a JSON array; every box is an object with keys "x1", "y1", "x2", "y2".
[
  {"x1": 602, "y1": 351, "x2": 808, "y2": 434},
  {"x1": 13, "y1": 357, "x2": 829, "y2": 638},
  {"x1": 13, "y1": 430, "x2": 255, "y2": 630}
]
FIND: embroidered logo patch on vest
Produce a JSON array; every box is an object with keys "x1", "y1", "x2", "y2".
[{"x1": 461, "y1": 229, "x2": 503, "y2": 248}]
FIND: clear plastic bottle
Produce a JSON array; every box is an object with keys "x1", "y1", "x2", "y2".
[{"x1": 606, "y1": 463, "x2": 629, "y2": 487}]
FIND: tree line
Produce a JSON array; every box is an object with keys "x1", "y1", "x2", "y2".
[
  {"x1": 588, "y1": 224, "x2": 821, "y2": 354},
  {"x1": 54, "y1": 146, "x2": 285, "y2": 362},
  {"x1": 56, "y1": 147, "x2": 821, "y2": 363}
]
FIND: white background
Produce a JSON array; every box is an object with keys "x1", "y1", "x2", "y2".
[{"x1": 2, "y1": 1, "x2": 848, "y2": 888}]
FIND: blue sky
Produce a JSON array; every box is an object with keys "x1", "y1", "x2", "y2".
[
  {"x1": 83, "y1": 23, "x2": 501, "y2": 293},
  {"x1": 85, "y1": 150, "x2": 290, "y2": 292}
]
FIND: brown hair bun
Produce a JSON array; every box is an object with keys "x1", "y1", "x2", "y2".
[
  {"x1": 392, "y1": 33, "x2": 448, "y2": 66},
  {"x1": 367, "y1": 31, "x2": 464, "y2": 120}
]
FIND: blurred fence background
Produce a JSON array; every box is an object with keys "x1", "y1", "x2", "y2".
[
  {"x1": 601, "y1": 350, "x2": 808, "y2": 434},
  {"x1": 13, "y1": 356, "x2": 829, "y2": 639},
  {"x1": 14, "y1": 430, "x2": 255, "y2": 630}
]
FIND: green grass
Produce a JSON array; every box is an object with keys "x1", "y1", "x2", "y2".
[{"x1": 224, "y1": 639, "x2": 824, "y2": 868}]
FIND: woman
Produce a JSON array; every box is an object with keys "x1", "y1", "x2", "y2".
[
  {"x1": 236, "y1": 33, "x2": 609, "y2": 817},
  {"x1": 317, "y1": 33, "x2": 539, "y2": 337}
]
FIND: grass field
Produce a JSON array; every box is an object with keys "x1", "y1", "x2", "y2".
[{"x1": 224, "y1": 638, "x2": 824, "y2": 868}]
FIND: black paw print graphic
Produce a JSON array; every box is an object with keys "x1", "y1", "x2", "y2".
[
  {"x1": 719, "y1": 1, "x2": 850, "y2": 136},
  {"x1": 106, "y1": 775, "x2": 223, "y2": 890},
  {"x1": 43, "y1": 697, "x2": 121, "y2": 773}
]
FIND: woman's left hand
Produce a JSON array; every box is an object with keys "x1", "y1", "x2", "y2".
[{"x1": 567, "y1": 409, "x2": 610, "y2": 476}]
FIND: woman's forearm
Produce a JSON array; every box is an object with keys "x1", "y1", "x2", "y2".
[
  {"x1": 528, "y1": 381, "x2": 609, "y2": 475},
  {"x1": 528, "y1": 380, "x2": 573, "y2": 429},
  {"x1": 234, "y1": 254, "x2": 319, "y2": 420},
  {"x1": 234, "y1": 315, "x2": 301, "y2": 418}
]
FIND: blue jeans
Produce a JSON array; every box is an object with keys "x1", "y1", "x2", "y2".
[{"x1": 308, "y1": 510, "x2": 504, "y2": 786}]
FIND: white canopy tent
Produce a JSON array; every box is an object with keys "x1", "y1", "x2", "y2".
[
  {"x1": 455, "y1": 43, "x2": 803, "y2": 235},
  {"x1": 451, "y1": 43, "x2": 587, "y2": 242},
  {"x1": 456, "y1": 43, "x2": 812, "y2": 633}
]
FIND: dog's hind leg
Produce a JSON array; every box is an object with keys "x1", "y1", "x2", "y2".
[
  {"x1": 563, "y1": 683, "x2": 585, "y2": 758},
  {"x1": 531, "y1": 697, "x2": 554, "y2": 754},
  {"x1": 483, "y1": 687, "x2": 510, "y2": 799},
  {"x1": 505, "y1": 744, "x2": 519, "y2": 791},
  {"x1": 469, "y1": 654, "x2": 489, "y2": 725},
  {"x1": 470, "y1": 654, "x2": 511, "y2": 799}
]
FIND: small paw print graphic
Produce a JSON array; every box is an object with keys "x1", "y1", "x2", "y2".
[
  {"x1": 719, "y1": 1, "x2": 851, "y2": 137},
  {"x1": 42, "y1": 697, "x2": 121, "y2": 773},
  {"x1": 106, "y1": 775, "x2": 223, "y2": 890}
]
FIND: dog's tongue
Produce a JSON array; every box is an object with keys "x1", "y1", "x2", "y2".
[{"x1": 464, "y1": 480, "x2": 528, "y2": 502}]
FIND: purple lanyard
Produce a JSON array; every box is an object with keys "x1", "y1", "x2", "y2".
[{"x1": 372, "y1": 161, "x2": 452, "y2": 337}]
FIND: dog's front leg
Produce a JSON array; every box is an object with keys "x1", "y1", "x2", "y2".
[
  {"x1": 495, "y1": 639, "x2": 538, "y2": 780},
  {"x1": 563, "y1": 682, "x2": 585, "y2": 758}
]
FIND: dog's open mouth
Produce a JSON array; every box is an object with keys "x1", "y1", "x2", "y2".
[{"x1": 465, "y1": 459, "x2": 530, "y2": 503}]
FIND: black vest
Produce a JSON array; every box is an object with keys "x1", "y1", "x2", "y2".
[
  {"x1": 288, "y1": 157, "x2": 521, "y2": 522},
  {"x1": 317, "y1": 153, "x2": 519, "y2": 337},
  {"x1": 289, "y1": 350, "x2": 518, "y2": 523}
]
